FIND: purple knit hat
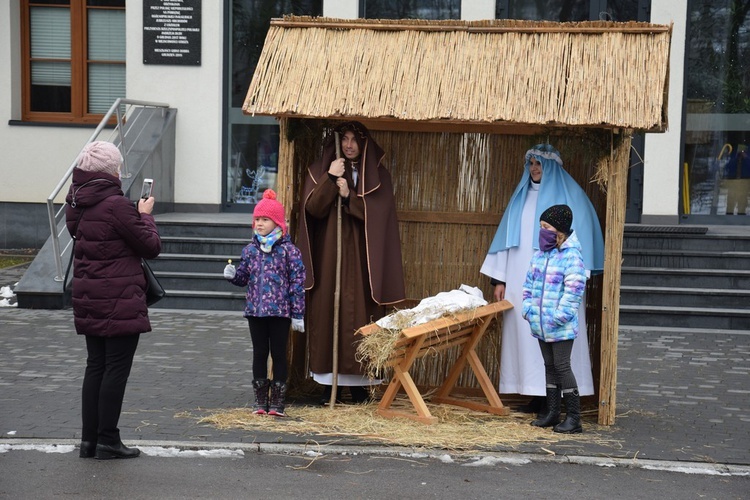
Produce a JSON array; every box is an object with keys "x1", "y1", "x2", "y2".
[
  {"x1": 253, "y1": 189, "x2": 287, "y2": 234},
  {"x1": 76, "y1": 141, "x2": 122, "y2": 177}
]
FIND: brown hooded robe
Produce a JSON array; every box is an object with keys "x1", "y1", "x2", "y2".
[{"x1": 297, "y1": 122, "x2": 405, "y2": 377}]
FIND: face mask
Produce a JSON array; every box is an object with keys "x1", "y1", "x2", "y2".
[{"x1": 538, "y1": 227, "x2": 558, "y2": 251}]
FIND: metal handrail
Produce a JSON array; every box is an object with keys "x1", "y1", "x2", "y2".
[{"x1": 47, "y1": 98, "x2": 170, "y2": 281}]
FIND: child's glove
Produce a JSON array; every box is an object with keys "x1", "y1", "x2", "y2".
[
  {"x1": 291, "y1": 318, "x2": 305, "y2": 332},
  {"x1": 223, "y1": 264, "x2": 236, "y2": 279}
]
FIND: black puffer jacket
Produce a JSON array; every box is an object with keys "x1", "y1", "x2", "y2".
[{"x1": 65, "y1": 169, "x2": 161, "y2": 337}]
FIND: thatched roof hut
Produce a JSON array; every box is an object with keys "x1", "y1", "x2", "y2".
[
  {"x1": 244, "y1": 16, "x2": 672, "y2": 425},
  {"x1": 245, "y1": 17, "x2": 670, "y2": 132}
]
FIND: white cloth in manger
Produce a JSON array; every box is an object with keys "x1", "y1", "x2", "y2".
[{"x1": 375, "y1": 284, "x2": 488, "y2": 331}]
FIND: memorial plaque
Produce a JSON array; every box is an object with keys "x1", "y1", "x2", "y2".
[{"x1": 143, "y1": 0, "x2": 201, "y2": 65}]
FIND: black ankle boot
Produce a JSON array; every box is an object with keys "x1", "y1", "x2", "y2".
[
  {"x1": 95, "y1": 442, "x2": 141, "y2": 460},
  {"x1": 531, "y1": 386, "x2": 561, "y2": 428},
  {"x1": 554, "y1": 389, "x2": 583, "y2": 434},
  {"x1": 79, "y1": 441, "x2": 97, "y2": 458}
]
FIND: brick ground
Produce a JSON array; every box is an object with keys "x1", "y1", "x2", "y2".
[{"x1": 1, "y1": 264, "x2": 748, "y2": 465}]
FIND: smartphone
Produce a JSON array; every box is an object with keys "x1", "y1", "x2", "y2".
[{"x1": 140, "y1": 178, "x2": 153, "y2": 200}]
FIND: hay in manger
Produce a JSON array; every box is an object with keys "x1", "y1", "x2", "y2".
[
  {"x1": 243, "y1": 16, "x2": 672, "y2": 426},
  {"x1": 355, "y1": 285, "x2": 490, "y2": 380}
]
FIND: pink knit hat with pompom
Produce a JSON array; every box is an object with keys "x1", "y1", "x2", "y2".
[
  {"x1": 253, "y1": 189, "x2": 287, "y2": 234},
  {"x1": 76, "y1": 141, "x2": 122, "y2": 177}
]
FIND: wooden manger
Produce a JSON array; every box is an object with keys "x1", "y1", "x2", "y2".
[{"x1": 357, "y1": 300, "x2": 513, "y2": 424}]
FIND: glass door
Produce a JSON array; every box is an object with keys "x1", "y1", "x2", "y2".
[
  {"x1": 223, "y1": 0, "x2": 322, "y2": 211},
  {"x1": 683, "y1": 0, "x2": 750, "y2": 223}
]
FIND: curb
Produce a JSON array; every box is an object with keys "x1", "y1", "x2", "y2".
[{"x1": 2, "y1": 438, "x2": 749, "y2": 477}]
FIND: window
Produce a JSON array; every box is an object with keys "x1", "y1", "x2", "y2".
[
  {"x1": 360, "y1": 0, "x2": 460, "y2": 20},
  {"x1": 225, "y1": 0, "x2": 322, "y2": 209},
  {"x1": 21, "y1": 0, "x2": 126, "y2": 124},
  {"x1": 683, "y1": 0, "x2": 750, "y2": 218},
  {"x1": 495, "y1": 0, "x2": 645, "y2": 22}
]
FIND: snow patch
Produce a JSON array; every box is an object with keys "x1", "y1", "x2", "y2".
[
  {"x1": 0, "y1": 285, "x2": 17, "y2": 307},
  {"x1": 641, "y1": 464, "x2": 732, "y2": 476},
  {"x1": 0, "y1": 444, "x2": 75, "y2": 454},
  {"x1": 139, "y1": 446, "x2": 244, "y2": 458},
  {"x1": 463, "y1": 456, "x2": 531, "y2": 467}
]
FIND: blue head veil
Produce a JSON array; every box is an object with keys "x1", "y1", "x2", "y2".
[{"x1": 487, "y1": 144, "x2": 605, "y2": 274}]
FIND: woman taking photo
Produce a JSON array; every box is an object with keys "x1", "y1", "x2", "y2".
[{"x1": 65, "y1": 141, "x2": 161, "y2": 459}]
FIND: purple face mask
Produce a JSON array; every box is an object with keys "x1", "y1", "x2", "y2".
[{"x1": 538, "y1": 227, "x2": 558, "y2": 251}]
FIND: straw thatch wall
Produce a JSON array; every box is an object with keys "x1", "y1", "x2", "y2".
[
  {"x1": 250, "y1": 17, "x2": 663, "y2": 425},
  {"x1": 245, "y1": 17, "x2": 671, "y2": 131},
  {"x1": 279, "y1": 118, "x2": 613, "y2": 401},
  {"x1": 377, "y1": 129, "x2": 610, "y2": 393}
]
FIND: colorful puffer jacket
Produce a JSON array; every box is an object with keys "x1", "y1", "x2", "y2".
[
  {"x1": 521, "y1": 231, "x2": 587, "y2": 342},
  {"x1": 229, "y1": 234, "x2": 306, "y2": 320}
]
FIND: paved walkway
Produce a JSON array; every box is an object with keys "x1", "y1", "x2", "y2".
[{"x1": 1, "y1": 264, "x2": 748, "y2": 467}]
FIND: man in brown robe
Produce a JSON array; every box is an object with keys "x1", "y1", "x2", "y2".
[{"x1": 297, "y1": 121, "x2": 405, "y2": 403}]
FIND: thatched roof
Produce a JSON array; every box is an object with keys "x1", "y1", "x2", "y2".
[{"x1": 243, "y1": 17, "x2": 672, "y2": 133}]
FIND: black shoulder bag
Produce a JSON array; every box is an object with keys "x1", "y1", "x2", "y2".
[
  {"x1": 62, "y1": 209, "x2": 85, "y2": 307},
  {"x1": 142, "y1": 258, "x2": 165, "y2": 306}
]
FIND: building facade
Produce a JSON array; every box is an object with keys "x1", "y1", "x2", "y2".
[{"x1": 1, "y1": 0, "x2": 747, "y2": 248}]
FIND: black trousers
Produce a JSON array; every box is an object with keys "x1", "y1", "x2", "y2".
[
  {"x1": 81, "y1": 334, "x2": 140, "y2": 445},
  {"x1": 247, "y1": 317, "x2": 290, "y2": 381},
  {"x1": 537, "y1": 338, "x2": 577, "y2": 391}
]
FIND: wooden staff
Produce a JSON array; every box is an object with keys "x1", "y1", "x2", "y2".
[{"x1": 330, "y1": 131, "x2": 343, "y2": 408}]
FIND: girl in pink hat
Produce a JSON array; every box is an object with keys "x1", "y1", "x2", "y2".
[{"x1": 224, "y1": 189, "x2": 306, "y2": 416}]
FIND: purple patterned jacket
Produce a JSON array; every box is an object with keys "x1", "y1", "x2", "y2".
[{"x1": 228, "y1": 234, "x2": 306, "y2": 320}]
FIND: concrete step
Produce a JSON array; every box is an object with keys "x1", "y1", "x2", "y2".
[
  {"x1": 160, "y1": 236, "x2": 248, "y2": 256},
  {"x1": 154, "y1": 215, "x2": 249, "y2": 239},
  {"x1": 622, "y1": 249, "x2": 750, "y2": 270},
  {"x1": 623, "y1": 232, "x2": 750, "y2": 252},
  {"x1": 149, "y1": 289, "x2": 245, "y2": 311},
  {"x1": 155, "y1": 271, "x2": 242, "y2": 293},
  {"x1": 619, "y1": 304, "x2": 750, "y2": 330},
  {"x1": 618, "y1": 324, "x2": 750, "y2": 335},
  {"x1": 620, "y1": 267, "x2": 750, "y2": 289},
  {"x1": 620, "y1": 285, "x2": 750, "y2": 309},
  {"x1": 148, "y1": 253, "x2": 235, "y2": 273}
]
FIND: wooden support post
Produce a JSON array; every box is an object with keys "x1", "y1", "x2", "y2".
[
  {"x1": 276, "y1": 117, "x2": 293, "y2": 217},
  {"x1": 598, "y1": 132, "x2": 631, "y2": 426}
]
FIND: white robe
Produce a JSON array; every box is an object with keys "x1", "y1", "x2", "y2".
[{"x1": 480, "y1": 183, "x2": 595, "y2": 396}]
